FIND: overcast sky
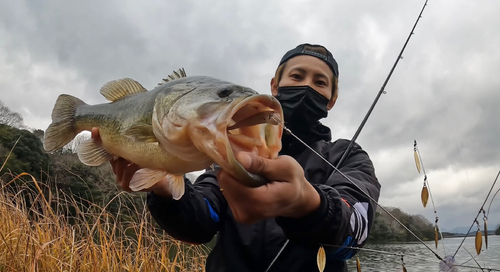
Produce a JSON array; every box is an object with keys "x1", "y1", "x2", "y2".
[{"x1": 1, "y1": 0, "x2": 499, "y2": 242}]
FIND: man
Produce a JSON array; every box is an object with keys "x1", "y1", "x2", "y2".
[{"x1": 92, "y1": 43, "x2": 381, "y2": 271}]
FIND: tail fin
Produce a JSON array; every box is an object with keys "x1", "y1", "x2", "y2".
[{"x1": 44, "y1": 94, "x2": 86, "y2": 152}]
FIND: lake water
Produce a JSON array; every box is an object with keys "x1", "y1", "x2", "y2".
[{"x1": 345, "y1": 235, "x2": 500, "y2": 271}]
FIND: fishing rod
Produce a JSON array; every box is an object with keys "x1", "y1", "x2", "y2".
[
  {"x1": 265, "y1": 3, "x2": 436, "y2": 271},
  {"x1": 452, "y1": 170, "x2": 500, "y2": 258},
  {"x1": 487, "y1": 187, "x2": 500, "y2": 215},
  {"x1": 333, "y1": 0, "x2": 429, "y2": 171},
  {"x1": 462, "y1": 247, "x2": 487, "y2": 272},
  {"x1": 270, "y1": 119, "x2": 445, "y2": 259},
  {"x1": 484, "y1": 185, "x2": 500, "y2": 250}
]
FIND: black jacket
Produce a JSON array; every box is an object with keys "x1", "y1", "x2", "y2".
[{"x1": 147, "y1": 123, "x2": 381, "y2": 272}]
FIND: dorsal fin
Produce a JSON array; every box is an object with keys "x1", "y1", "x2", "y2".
[
  {"x1": 100, "y1": 78, "x2": 147, "y2": 102},
  {"x1": 157, "y1": 68, "x2": 187, "y2": 86}
]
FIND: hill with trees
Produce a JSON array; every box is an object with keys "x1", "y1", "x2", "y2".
[{"x1": 367, "y1": 207, "x2": 438, "y2": 243}]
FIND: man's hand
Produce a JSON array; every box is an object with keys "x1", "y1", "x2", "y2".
[
  {"x1": 90, "y1": 127, "x2": 172, "y2": 197},
  {"x1": 217, "y1": 152, "x2": 321, "y2": 225}
]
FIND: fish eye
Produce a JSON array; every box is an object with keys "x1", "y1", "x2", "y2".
[{"x1": 218, "y1": 88, "x2": 233, "y2": 98}]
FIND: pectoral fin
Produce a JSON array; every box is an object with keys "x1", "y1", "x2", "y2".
[
  {"x1": 122, "y1": 123, "x2": 158, "y2": 143},
  {"x1": 166, "y1": 174, "x2": 186, "y2": 200},
  {"x1": 77, "y1": 139, "x2": 113, "y2": 166},
  {"x1": 129, "y1": 170, "x2": 186, "y2": 200},
  {"x1": 129, "y1": 169, "x2": 168, "y2": 192}
]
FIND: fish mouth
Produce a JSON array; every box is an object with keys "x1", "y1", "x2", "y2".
[
  {"x1": 224, "y1": 95, "x2": 283, "y2": 156},
  {"x1": 213, "y1": 94, "x2": 284, "y2": 186}
]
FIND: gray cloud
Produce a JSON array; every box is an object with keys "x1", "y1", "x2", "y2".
[{"x1": 1, "y1": 0, "x2": 499, "y2": 234}]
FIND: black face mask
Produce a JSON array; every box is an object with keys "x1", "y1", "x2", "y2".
[{"x1": 275, "y1": 85, "x2": 330, "y2": 130}]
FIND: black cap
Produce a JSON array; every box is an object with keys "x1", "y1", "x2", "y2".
[{"x1": 278, "y1": 43, "x2": 339, "y2": 78}]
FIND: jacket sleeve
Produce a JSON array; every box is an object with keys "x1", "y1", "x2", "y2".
[
  {"x1": 275, "y1": 139, "x2": 381, "y2": 260},
  {"x1": 147, "y1": 169, "x2": 227, "y2": 244}
]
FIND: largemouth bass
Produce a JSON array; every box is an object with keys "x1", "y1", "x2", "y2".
[{"x1": 43, "y1": 69, "x2": 283, "y2": 200}]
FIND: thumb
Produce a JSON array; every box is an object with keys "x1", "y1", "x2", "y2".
[
  {"x1": 236, "y1": 152, "x2": 251, "y2": 169},
  {"x1": 236, "y1": 151, "x2": 292, "y2": 181},
  {"x1": 236, "y1": 151, "x2": 268, "y2": 174}
]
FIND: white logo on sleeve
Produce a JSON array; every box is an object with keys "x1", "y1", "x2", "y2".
[{"x1": 349, "y1": 202, "x2": 369, "y2": 244}]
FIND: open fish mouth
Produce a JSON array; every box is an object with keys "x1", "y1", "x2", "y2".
[
  {"x1": 221, "y1": 94, "x2": 283, "y2": 160},
  {"x1": 188, "y1": 93, "x2": 283, "y2": 186},
  {"x1": 197, "y1": 94, "x2": 284, "y2": 187}
]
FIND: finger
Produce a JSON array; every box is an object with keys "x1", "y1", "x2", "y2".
[
  {"x1": 236, "y1": 152, "x2": 296, "y2": 181},
  {"x1": 236, "y1": 152, "x2": 267, "y2": 173},
  {"x1": 110, "y1": 156, "x2": 121, "y2": 175},
  {"x1": 218, "y1": 170, "x2": 267, "y2": 208},
  {"x1": 114, "y1": 158, "x2": 130, "y2": 183},
  {"x1": 90, "y1": 127, "x2": 101, "y2": 145},
  {"x1": 218, "y1": 170, "x2": 249, "y2": 197},
  {"x1": 120, "y1": 163, "x2": 141, "y2": 191},
  {"x1": 110, "y1": 156, "x2": 125, "y2": 175},
  {"x1": 219, "y1": 171, "x2": 266, "y2": 224}
]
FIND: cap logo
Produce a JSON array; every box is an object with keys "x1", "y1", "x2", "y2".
[{"x1": 301, "y1": 49, "x2": 328, "y2": 61}]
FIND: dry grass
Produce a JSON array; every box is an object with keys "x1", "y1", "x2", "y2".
[{"x1": 0, "y1": 171, "x2": 209, "y2": 272}]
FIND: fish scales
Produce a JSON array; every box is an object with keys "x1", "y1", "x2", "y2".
[{"x1": 71, "y1": 78, "x2": 203, "y2": 172}]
